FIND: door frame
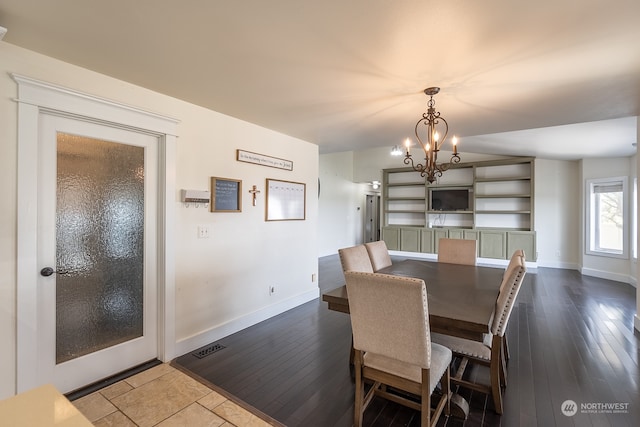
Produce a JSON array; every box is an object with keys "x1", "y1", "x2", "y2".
[
  {"x1": 14, "y1": 74, "x2": 179, "y2": 393},
  {"x1": 363, "y1": 193, "x2": 381, "y2": 243}
]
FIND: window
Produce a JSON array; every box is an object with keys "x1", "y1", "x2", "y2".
[{"x1": 586, "y1": 177, "x2": 628, "y2": 258}]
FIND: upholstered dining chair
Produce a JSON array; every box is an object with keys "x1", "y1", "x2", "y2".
[
  {"x1": 345, "y1": 271, "x2": 451, "y2": 427},
  {"x1": 338, "y1": 245, "x2": 374, "y2": 273},
  {"x1": 501, "y1": 249, "x2": 525, "y2": 362},
  {"x1": 504, "y1": 249, "x2": 525, "y2": 279},
  {"x1": 364, "y1": 240, "x2": 392, "y2": 271},
  {"x1": 431, "y1": 253, "x2": 526, "y2": 415},
  {"x1": 437, "y1": 238, "x2": 477, "y2": 265}
]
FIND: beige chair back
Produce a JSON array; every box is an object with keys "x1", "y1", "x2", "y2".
[
  {"x1": 364, "y1": 241, "x2": 392, "y2": 271},
  {"x1": 491, "y1": 254, "x2": 526, "y2": 337},
  {"x1": 437, "y1": 238, "x2": 477, "y2": 265},
  {"x1": 501, "y1": 250, "x2": 525, "y2": 291},
  {"x1": 345, "y1": 271, "x2": 431, "y2": 368},
  {"x1": 338, "y1": 245, "x2": 374, "y2": 273},
  {"x1": 504, "y1": 249, "x2": 525, "y2": 277}
]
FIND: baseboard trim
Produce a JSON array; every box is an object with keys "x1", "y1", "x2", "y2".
[
  {"x1": 580, "y1": 267, "x2": 633, "y2": 285},
  {"x1": 535, "y1": 260, "x2": 581, "y2": 270},
  {"x1": 174, "y1": 288, "x2": 319, "y2": 357}
]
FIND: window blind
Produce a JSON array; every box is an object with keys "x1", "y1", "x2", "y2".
[{"x1": 593, "y1": 181, "x2": 623, "y2": 193}]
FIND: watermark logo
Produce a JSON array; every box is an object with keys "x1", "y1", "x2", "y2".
[
  {"x1": 561, "y1": 400, "x2": 630, "y2": 416},
  {"x1": 561, "y1": 400, "x2": 578, "y2": 417}
]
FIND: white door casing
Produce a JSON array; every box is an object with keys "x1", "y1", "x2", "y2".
[
  {"x1": 14, "y1": 75, "x2": 179, "y2": 393},
  {"x1": 39, "y1": 114, "x2": 158, "y2": 392}
]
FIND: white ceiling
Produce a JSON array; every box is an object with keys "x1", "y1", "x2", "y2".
[{"x1": 1, "y1": 0, "x2": 638, "y2": 159}]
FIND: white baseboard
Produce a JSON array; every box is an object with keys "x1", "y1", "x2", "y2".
[
  {"x1": 174, "y1": 288, "x2": 319, "y2": 357},
  {"x1": 536, "y1": 260, "x2": 580, "y2": 270},
  {"x1": 580, "y1": 267, "x2": 633, "y2": 285}
]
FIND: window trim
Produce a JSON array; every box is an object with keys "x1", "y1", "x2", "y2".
[{"x1": 585, "y1": 176, "x2": 629, "y2": 259}]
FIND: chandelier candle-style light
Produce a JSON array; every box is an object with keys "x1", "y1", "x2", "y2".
[{"x1": 403, "y1": 87, "x2": 460, "y2": 183}]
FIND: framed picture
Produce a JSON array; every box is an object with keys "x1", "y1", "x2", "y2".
[
  {"x1": 266, "y1": 179, "x2": 306, "y2": 221},
  {"x1": 237, "y1": 149, "x2": 293, "y2": 171},
  {"x1": 211, "y1": 177, "x2": 242, "y2": 212}
]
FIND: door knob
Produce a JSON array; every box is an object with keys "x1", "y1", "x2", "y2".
[{"x1": 40, "y1": 267, "x2": 68, "y2": 277}]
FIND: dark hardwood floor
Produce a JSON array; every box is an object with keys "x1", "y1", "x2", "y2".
[{"x1": 173, "y1": 255, "x2": 639, "y2": 426}]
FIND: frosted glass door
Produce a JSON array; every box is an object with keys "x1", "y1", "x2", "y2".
[
  {"x1": 37, "y1": 114, "x2": 158, "y2": 393},
  {"x1": 56, "y1": 133, "x2": 144, "y2": 363}
]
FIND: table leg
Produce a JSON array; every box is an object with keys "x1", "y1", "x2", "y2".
[{"x1": 450, "y1": 393, "x2": 470, "y2": 419}]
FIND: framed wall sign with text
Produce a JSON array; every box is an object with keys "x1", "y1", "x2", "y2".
[
  {"x1": 211, "y1": 177, "x2": 242, "y2": 212},
  {"x1": 237, "y1": 150, "x2": 293, "y2": 171}
]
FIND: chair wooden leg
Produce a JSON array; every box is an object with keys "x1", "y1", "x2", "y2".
[
  {"x1": 353, "y1": 350, "x2": 365, "y2": 427},
  {"x1": 425, "y1": 366, "x2": 451, "y2": 427},
  {"x1": 421, "y1": 369, "x2": 431, "y2": 427},
  {"x1": 443, "y1": 366, "x2": 451, "y2": 417},
  {"x1": 490, "y1": 337, "x2": 503, "y2": 414},
  {"x1": 499, "y1": 344, "x2": 508, "y2": 388},
  {"x1": 502, "y1": 335, "x2": 510, "y2": 362}
]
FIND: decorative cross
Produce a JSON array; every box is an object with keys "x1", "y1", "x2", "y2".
[{"x1": 248, "y1": 185, "x2": 261, "y2": 206}]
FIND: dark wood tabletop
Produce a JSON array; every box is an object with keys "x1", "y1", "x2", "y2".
[{"x1": 322, "y1": 259, "x2": 504, "y2": 341}]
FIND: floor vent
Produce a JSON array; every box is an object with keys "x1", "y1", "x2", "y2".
[{"x1": 192, "y1": 343, "x2": 226, "y2": 359}]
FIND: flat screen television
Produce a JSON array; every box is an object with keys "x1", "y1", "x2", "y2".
[{"x1": 430, "y1": 188, "x2": 470, "y2": 211}]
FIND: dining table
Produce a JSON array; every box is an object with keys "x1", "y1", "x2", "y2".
[
  {"x1": 322, "y1": 258, "x2": 504, "y2": 341},
  {"x1": 321, "y1": 258, "x2": 506, "y2": 419}
]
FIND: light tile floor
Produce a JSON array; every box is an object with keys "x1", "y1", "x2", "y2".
[{"x1": 72, "y1": 364, "x2": 275, "y2": 427}]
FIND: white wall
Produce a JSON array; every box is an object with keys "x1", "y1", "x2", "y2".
[
  {"x1": 318, "y1": 152, "x2": 368, "y2": 256},
  {"x1": 629, "y1": 153, "x2": 638, "y2": 285},
  {"x1": 637, "y1": 123, "x2": 640, "y2": 332},
  {"x1": 0, "y1": 42, "x2": 319, "y2": 398},
  {"x1": 534, "y1": 159, "x2": 580, "y2": 269}
]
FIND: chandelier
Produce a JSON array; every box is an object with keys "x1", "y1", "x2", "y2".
[{"x1": 403, "y1": 87, "x2": 460, "y2": 183}]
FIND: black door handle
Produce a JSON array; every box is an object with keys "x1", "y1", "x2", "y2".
[{"x1": 40, "y1": 267, "x2": 69, "y2": 277}]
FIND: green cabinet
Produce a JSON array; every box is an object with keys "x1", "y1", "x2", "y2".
[
  {"x1": 448, "y1": 229, "x2": 464, "y2": 239},
  {"x1": 420, "y1": 229, "x2": 435, "y2": 253},
  {"x1": 434, "y1": 229, "x2": 449, "y2": 252},
  {"x1": 464, "y1": 230, "x2": 479, "y2": 241},
  {"x1": 507, "y1": 231, "x2": 536, "y2": 260},
  {"x1": 433, "y1": 228, "x2": 478, "y2": 248},
  {"x1": 479, "y1": 230, "x2": 507, "y2": 259},
  {"x1": 400, "y1": 228, "x2": 421, "y2": 252},
  {"x1": 386, "y1": 226, "x2": 535, "y2": 260},
  {"x1": 381, "y1": 227, "x2": 400, "y2": 250}
]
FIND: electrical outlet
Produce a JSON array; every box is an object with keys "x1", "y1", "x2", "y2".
[{"x1": 197, "y1": 225, "x2": 210, "y2": 239}]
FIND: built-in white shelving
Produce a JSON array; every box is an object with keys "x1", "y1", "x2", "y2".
[{"x1": 381, "y1": 157, "x2": 536, "y2": 260}]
